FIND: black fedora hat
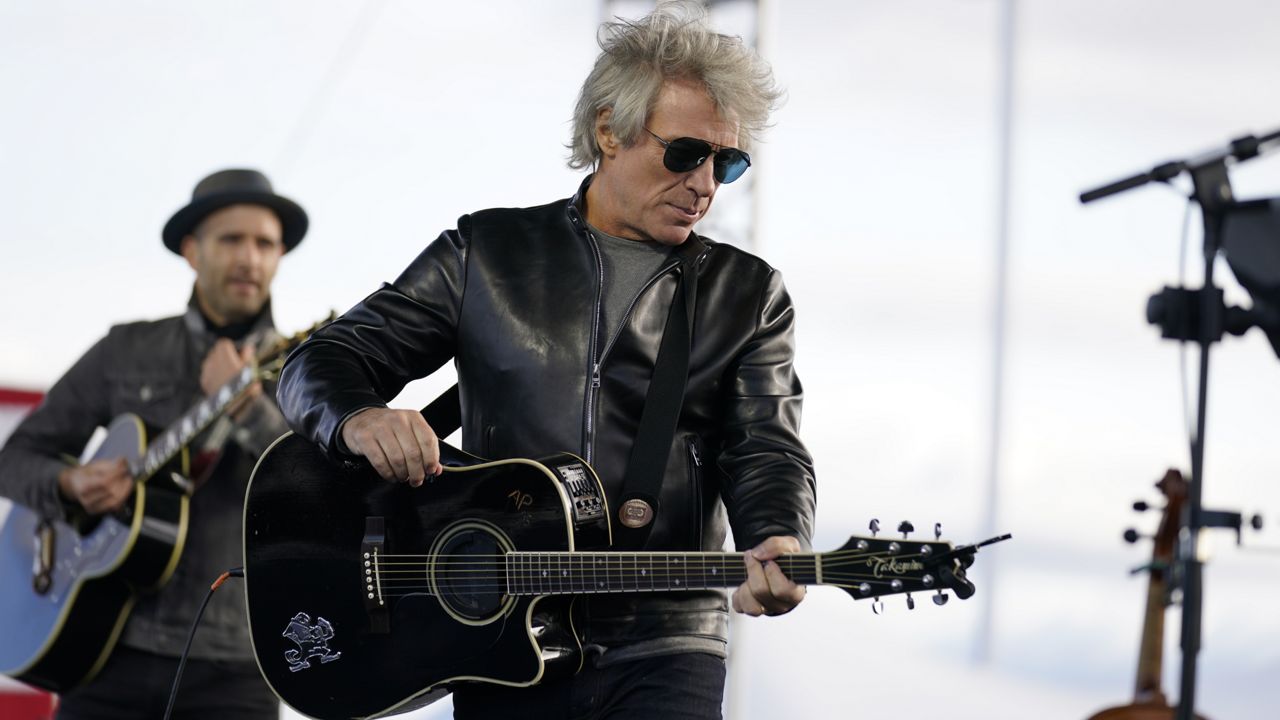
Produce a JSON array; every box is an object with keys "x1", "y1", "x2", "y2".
[{"x1": 162, "y1": 169, "x2": 308, "y2": 254}]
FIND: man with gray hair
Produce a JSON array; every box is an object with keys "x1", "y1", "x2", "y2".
[{"x1": 277, "y1": 3, "x2": 815, "y2": 717}]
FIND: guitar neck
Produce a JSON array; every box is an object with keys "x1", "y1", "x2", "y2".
[
  {"x1": 131, "y1": 365, "x2": 257, "y2": 482},
  {"x1": 504, "y1": 550, "x2": 823, "y2": 595},
  {"x1": 1133, "y1": 570, "x2": 1168, "y2": 703}
]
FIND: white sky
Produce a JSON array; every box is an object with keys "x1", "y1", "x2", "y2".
[{"x1": 1, "y1": 1, "x2": 1278, "y2": 718}]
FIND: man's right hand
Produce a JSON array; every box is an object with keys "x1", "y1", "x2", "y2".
[
  {"x1": 58, "y1": 458, "x2": 133, "y2": 514},
  {"x1": 340, "y1": 408, "x2": 442, "y2": 486}
]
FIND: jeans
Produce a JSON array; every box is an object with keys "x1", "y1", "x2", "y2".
[
  {"x1": 55, "y1": 645, "x2": 277, "y2": 720},
  {"x1": 452, "y1": 652, "x2": 726, "y2": 720}
]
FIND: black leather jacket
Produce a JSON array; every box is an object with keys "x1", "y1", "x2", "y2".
[{"x1": 277, "y1": 179, "x2": 816, "y2": 645}]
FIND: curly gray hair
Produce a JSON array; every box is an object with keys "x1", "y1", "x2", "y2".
[{"x1": 568, "y1": 0, "x2": 782, "y2": 170}]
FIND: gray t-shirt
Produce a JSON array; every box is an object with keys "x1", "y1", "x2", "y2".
[{"x1": 588, "y1": 223, "x2": 673, "y2": 348}]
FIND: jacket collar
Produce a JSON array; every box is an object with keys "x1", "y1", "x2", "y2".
[
  {"x1": 567, "y1": 173, "x2": 708, "y2": 260},
  {"x1": 182, "y1": 287, "x2": 277, "y2": 352}
]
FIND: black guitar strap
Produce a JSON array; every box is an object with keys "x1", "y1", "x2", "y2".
[
  {"x1": 613, "y1": 242, "x2": 700, "y2": 549},
  {"x1": 419, "y1": 240, "x2": 702, "y2": 551}
]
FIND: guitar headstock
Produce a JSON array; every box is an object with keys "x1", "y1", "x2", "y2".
[
  {"x1": 255, "y1": 311, "x2": 338, "y2": 382},
  {"x1": 1152, "y1": 469, "x2": 1188, "y2": 562},
  {"x1": 821, "y1": 521, "x2": 1009, "y2": 611}
]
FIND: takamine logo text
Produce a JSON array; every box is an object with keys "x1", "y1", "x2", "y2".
[{"x1": 867, "y1": 557, "x2": 924, "y2": 579}]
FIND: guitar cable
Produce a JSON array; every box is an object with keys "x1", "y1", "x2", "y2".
[{"x1": 162, "y1": 567, "x2": 244, "y2": 720}]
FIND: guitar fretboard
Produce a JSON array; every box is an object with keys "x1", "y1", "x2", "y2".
[
  {"x1": 503, "y1": 551, "x2": 821, "y2": 595},
  {"x1": 130, "y1": 365, "x2": 256, "y2": 481}
]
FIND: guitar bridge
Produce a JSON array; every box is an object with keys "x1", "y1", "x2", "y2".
[{"x1": 361, "y1": 517, "x2": 389, "y2": 633}]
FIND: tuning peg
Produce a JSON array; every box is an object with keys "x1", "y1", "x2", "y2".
[
  {"x1": 906, "y1": 593, "x2": 916, "y2": 610},
  {"x1": 932, "y1": 590, "x2": 949, "y2": 606},
  {"x1": 1133, "y1": 500, "x2": 1151, "y2": 512},
  {"x1": 934, "y1": 522, "x2": 942, "y2": 541},
  {"x1": 1123, "y1": 528, "x2": 1147, "y2": 544},
  {"x1": 872, "y1": 597, "x2": 884, "y2": 615},
  {"x1": 869, "y1": 518, "x2": 881, "y2": 537},
  {"x1": 898, "y1": 521, "x2": 914, "y2": 539}
]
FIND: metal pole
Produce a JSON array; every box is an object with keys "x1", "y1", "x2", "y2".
[{"x1": 975, "y1": 0, "x2": 1017, "y2": 665}]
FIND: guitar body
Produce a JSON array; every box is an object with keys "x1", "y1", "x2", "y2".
[
  {"x1": 243, "y1": 432, "x2": 611, "y2": 719},
  {"x1": 1088, "y1": 704, "x2": 1206, "y2": 720},
  {"x1": 0, "y1": 414, "x2": 189, "y2": 691}
]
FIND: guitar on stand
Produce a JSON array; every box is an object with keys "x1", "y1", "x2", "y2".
[
  {"x1": 1087, "y1": 470, "x2": 1208, "y2": 720},
  {"x1": 0, "y1": 314, "x2": 332, "y2": 693}
]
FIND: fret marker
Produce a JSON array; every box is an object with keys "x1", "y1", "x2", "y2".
[
  {"x1": 542, "y1": 570, "x2": 547, "y2": 577},
  {"x1": 711, "y1": 568, "x2": 718, "y2": 575},
  {"x1": 675, "y1": 579, "x2": 681, "y2": 586},
  {"x1": 641, "y1": 569, "x2": 647, "y2": 576},
  {"x1": 562, "y1": 570, "x2": 568, "y2": 577},
  {"x1": 598, "y1": 581, "x2": 605, "y2": 588}
]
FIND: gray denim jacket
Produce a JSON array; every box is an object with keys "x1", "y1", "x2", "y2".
[{"x1": 0, "y1": 293, "x2": 289, "y2": 661}]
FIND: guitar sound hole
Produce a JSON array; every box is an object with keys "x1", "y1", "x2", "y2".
[{"x1": 434, "y1": 529, "x2": 507, "y2": 622}]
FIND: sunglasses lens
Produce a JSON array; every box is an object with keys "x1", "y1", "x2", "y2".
[
  {"x1": 714, "y1": 149, "x2": 751, "y2": 184},
  {"x1": 659, "y1": 135, "x2": 752, "y2": 183},
  {"x1": 663, "y1": 138, "x2": 715, "y2": 173}
]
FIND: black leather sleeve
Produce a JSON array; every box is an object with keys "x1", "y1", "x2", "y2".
[
  {"x1": 276, "y1": 224, "x2": 469, "y2": 457},
  {"x1": 715, "y1": 269, "x2": 817, "y2": 551}
]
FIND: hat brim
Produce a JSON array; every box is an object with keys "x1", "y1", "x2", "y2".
[{"x1": 162, "y1": 191, "x2": 308, "y2": 254}]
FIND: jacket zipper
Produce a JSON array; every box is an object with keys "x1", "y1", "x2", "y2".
[
  {"x1": 579, "y1": 226, "x2": 709, "y2": 465},
  {"x1": 582, "y1": 232, "x2": 605, "y2": 463},
  {"x1": 686, "y1": 435, "x2": 705, "y2": 547}
]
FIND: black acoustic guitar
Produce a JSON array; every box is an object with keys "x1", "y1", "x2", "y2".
[
  {"x1": 0, "y1": 315, "x2": 330, "y2": 692},
  {"x1": 244, "y1": 432, "x2": 1008, "y2": 720}
]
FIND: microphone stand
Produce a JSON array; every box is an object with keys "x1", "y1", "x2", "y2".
[
  {"x1": 1174, "y1": 159, "x2": 1226, "y2": 720},
  {"x1": 1080, "y1": 129, "x2": 1280, "y2": 720}
]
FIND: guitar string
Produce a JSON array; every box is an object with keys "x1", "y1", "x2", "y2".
[
  {"x1": 369, "y1": 569, "x2": 932, "y2": 585},
  {"x1": 370, "y1": 565, "x2": 922, "y2": 582},
  {"x1": 371, "y1": 561, "x2": 912, "y2": 576},
  {"x1": 367, "y1": 553, "x2": 940, "y2": 580},
  {"x1": 367, "y1": 547, "x2": 938, "y2": 565},
  {"x1": 379, "y1": 576, "x2": 910, "y2": 589},
  {"x1": 368, "y1": 546, "x2": 941, "y2": 559},
  {"x1": 370, "y1": 555, "x2": 927, "y2": 570},
  {"x1": 368, "y1": 571, "x2": 921, "y2": 588},
  {"x1": 365, "y1": 577, "x2": 919, "y2": 598}
]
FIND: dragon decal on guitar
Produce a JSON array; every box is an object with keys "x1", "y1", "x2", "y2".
[{"x1": 282, "y1": 612, "x2": 342, "y2": 672}]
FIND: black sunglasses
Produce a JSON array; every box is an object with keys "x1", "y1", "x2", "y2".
[{"x1": 643, "y1": 127, "x2": 752, "y2": 184}]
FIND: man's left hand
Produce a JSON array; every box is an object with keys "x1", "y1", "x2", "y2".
[{"x1": 731, "y1": 535, "x2": 806, "y2": 617}]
